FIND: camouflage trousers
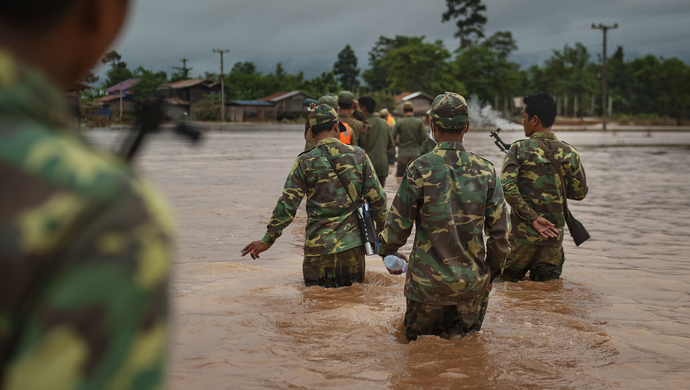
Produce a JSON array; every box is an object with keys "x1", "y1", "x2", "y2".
[
  {"x1": 303, "y1": 246, "x2": 365, "y2": 288},
  {"x1": 403, "y1": 291, "x2": 490, "y2": 342},
  {"x1": 495, "y1": 241, "x2": 564, "y2": 283}
]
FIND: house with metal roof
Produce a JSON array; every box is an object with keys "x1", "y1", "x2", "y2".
[
  {"x1": 105, "y1": 78, "x2": 141, "y2": 96},
  {"x1": 259, "y1": 90, "x2": 312, "y2": 119},
  {"x1": 227, "y1": 100, "x2": 277, "y2": 122},
  {"x1": 395, "y1": 92, "x2": 434, "y2": 116},
  {"x1": 156, "y1": 79, "x2": 225, "y2": 119}
]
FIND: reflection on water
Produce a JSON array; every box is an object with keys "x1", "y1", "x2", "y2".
[{"x1": 87, "y1": 128, "x2": 690, "y2": 389}]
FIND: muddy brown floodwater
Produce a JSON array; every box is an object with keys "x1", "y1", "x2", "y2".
[{"x1": 91, "y1": 128, "x2": 690, "y2": 389}]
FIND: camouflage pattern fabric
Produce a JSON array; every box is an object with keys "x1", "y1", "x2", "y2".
[
  {"x1": 495, "y1": 241, "x2": 564, "y2": 283},
  {"x1": 378, "y1": 141, "x2": 510, "y2": 305},
  {"x1": 426, "y1": 92, "x2": 468, "y2": 130},
  {"x1": 303, "y1": 246, "x2": 365, "y2": 288},
  {"x1": 261, "y1": 138, "x2": 387, "y2": 257},
  {"x1": 501, "y1": 132, "x2": 588, "y2": 246},
  {"x1": 303, "y1": 109, "x2": 318, "y2": 152},
  {"x1": 396, "y1": 155, "x2": 415, "y2": 178},
  {"x1": 307, "y1": 104, "x2": 339, "y2": 128},
  {"x1": 357, "y1": 114, "x2": 391, "y2": 179},
  {"x1": 0, "y1": 49, "x2": 172, "y2": 389},
  {"x1": 392, "y1": 116, "x2": 427, "y2": 157},
  {"x1": 339, "y1": 109, "x2": 370, "y2": 147},
  {"x1": 403, "y1": 291, "x2": 489, "y2": 341}
]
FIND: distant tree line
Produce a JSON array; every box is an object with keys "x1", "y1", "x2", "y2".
[{"x1": 84, "y1": 0, "x2": 689, "y2": 122}]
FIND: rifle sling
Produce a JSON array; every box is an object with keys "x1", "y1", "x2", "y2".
[
  {"x1": 534, "y1": 138, "x2": 574, "y2": 227},
  {"x1": 318, "y1": 144, "x2": 364, "y2": 207}
]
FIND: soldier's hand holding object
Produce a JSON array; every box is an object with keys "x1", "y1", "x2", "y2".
[
  {"x1": 241, "y1": 241, "x2": 269, "y2": 259},
  {"x1": 531, "y1": 216, "x2": 559, "y2": 239},
  {"x1": 383, "y1": 253, "x2": 408, "y2": 275}
]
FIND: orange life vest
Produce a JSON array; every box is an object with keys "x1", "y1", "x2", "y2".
[
  {"x1": 386, "y1": 115, "x2": 395, "y2": 126},
  {"x1": 339, "y1": 122, "x2": 352, "y2": 144}
]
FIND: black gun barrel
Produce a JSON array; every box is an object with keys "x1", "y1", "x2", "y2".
[{"x1": 489, "y1": 128, "x2": 511, "y2": 153}]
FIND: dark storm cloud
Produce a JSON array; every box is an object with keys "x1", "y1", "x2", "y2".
[{"x1": 105, "y1": 0, "x2": 690, "y2": 82}]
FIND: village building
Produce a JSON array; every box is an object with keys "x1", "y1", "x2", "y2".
[
  {"x1": 259, "y1": 90, "x2": 312, "y2": 120},
  {"x1": 157, "y1": 79, "x2": 224, "y2": 119},
  {"x1": 90, "y1": 78, "x2": 140, "y2": 118},
  {"x1": 227, "y1": 100, "x2": 277, "y2": 122},
  {"x1": 395, "y1": 92, "x2": 434, "y2": 117}
]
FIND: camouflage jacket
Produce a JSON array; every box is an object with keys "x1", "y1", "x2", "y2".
[
  {"x1": 0, "y1": 50, "x2": 172, "y2": 389},
  {"x1": 378, "y1": 142, "x2": 510, "y2": 305},
  {"x1": 357, "y1": 114, "x2": 391, "y2": 179},
  {"x1": 262, "y1": 138, "x2": 387, "y2": 257},
  {"x1": 392, "y1": 116, "x2": 427, "y2": 157},
  {"x1": 501, "y1": 132, "x2": 588, "y2": 246},
  {"x1": 339, "y1": 109, "x2": 370, "y2": 147}
]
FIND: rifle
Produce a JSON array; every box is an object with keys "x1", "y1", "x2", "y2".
[
  {"x1": 120, "y1": 98, "x2": 202, "y2": 161},
  {"x1": 489, "y1": 128, "x2": 511, "y2": 153}
]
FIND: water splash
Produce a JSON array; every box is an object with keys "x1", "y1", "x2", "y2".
[{"x1": 467, "y1": 95, "x2": 521, "y2": 130}]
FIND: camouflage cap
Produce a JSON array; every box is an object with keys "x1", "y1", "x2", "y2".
[
  {"x1": 319, "y1": 94, "x2": 338, "y2": 109},
  {"x1": 308, "y1": 104, "x2": 347, "y2": 133},
  {"x1": 338, "y1": 91, "x2": 355, "y2": 105},
  {"x1": 426, "y1": 92, "x2": 469, "y2": 130},
  {"x1": 402, "y1": 101, "x2": 414, "y2": 111}
]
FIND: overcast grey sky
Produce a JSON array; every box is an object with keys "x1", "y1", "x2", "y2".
[{"x1": 103, "y1": 0, "x2": 690, "y2": 83}]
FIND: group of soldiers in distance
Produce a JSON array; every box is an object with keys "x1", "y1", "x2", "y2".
[
  {"x1": 242, "y1": 89, "x2": 588, "y2": 341},
  {"x1": 0, "y1": 0, "x2": 587, "y2": 387}
]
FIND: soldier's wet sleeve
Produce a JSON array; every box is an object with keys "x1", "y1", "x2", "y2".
[
  {"x1": 501, "y1": 145, "x2": 539, "y2": 222},
  {"x1": 3, "y1": 185, "x2": 172, "y2": 390},
  {"x1": 261, "y1": 159, "x2": 307, "y2": 247},
  {"x1": 352, "y1": 109, "x2": 371, "y2": 136},
  {"x1": 378, "y1": 166, "x2": 420, "y2": 256},
  {"x1": 362, "y1": 155, "x2": 387, "y2": 232},
  {"x1": 485, "y1": 170, "x2": 510, "y2": 280},
  {"x1": 567, "y1": 150, "x2": 588, "y2": 201}
]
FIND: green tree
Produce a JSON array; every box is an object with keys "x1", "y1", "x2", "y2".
[
  {"x1": 131, "y1": 66, "x2": 168, "y2": 99},
  {"x1": 333, "y1": 44, "x2": 360, "y2": 91},
  {"x1": 481, "y1": 31, "x2": 518, "y2": 57},
  {"x1": 171, "y1": 58, "x2": 192, "y2": 82},
  {"x1": 607, "y1": 46, "x2": 635, "y2": 115},
  {"x1": 442, "y1": 0, "x2": 487, "y2": 48},
  {"x1": 302, "y1": 71, "x2": 340, "y2": 97},
  {"x1": 101, "y1": 50, "x2": 133, "y2": 87},
  {"x1": 629, "y1": 54, "x2": 662, "y2": 116},
  {"x1": 455, "y1": 45, "x2": 520, "y2": 103},
  {"x1": 81, "y1": 70, "x2": 100, "y2": 86},
  {"x1": 362, "y1": 35, "x2": 421, "y2": 91},
  {"x1": 382, "y1": 37, "x2": 465, "y2": 96},
  {"x1": 536, "y1": 43, "x2": 598, "y2": 105},
  {"x1": 657, "y1": 58, "x2": 690, "y2": 124}
]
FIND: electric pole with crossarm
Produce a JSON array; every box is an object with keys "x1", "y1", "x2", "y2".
[
  {"x1": 592, "y1": 23, "x2": 618, "y2": 131},
  {"x1": 213, "y1": 49, "x2": 230, "y2": 122}
]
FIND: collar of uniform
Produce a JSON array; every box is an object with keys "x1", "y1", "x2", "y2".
[
  {"x1": 0, "y1": 48, "x2": 74, "y2": 136},
  {"x1": 436, "y1": 141, "x2": 466, "y2": 151},
  {"x1": 338, "y1": 111, "x2": 351, "y2": 119},
  {"x1": 530, "y1": 132, "x2": 557, "y2": 140},
  {"x1": 315, "y1": 137, "x2": 342, "y2": 148}
]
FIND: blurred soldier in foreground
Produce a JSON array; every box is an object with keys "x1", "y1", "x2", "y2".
[
  {"x1": 392, "y1": 101, "x2": 427, "y2": 178},
  {"x1": 357, "y1": 96, "x2": 391, "y2": 186},
  {"x1": 242, "y1": 105, "x2": 387, "y2": 288},
  {"x1": 304, "y1": 95, "x2": 339, "y2": 152},
  {"x1": 495, "y1": 92, "x2": 588, "y2": 283},
  {"x1": 0, "y1": 1, "x2": 173, "y2": 388},
  {"x1": 378, "y1": 92, "x2": 510, "y2": 342},
  {"x1": 337, "y1": 91, "x2": 370, "y2": 147}
]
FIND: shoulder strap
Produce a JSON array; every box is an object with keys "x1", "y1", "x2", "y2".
[
  {"x1": 534, "y1": 138, "x2": 572, "y2": 226},
  {"x1": 319, "y1": 145, "x2": 365, "y2": 205}
]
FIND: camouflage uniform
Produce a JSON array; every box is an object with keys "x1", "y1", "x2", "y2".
[
  {"x1": 262, "y1": 105, "x2": 387, "y2": 287},
  {"x1": 0, "y1": 50, "x2": 172, "y2": 388},
  {"x1": 304, "y1": 95, "x2": 338, "y2": 152},
  {"x1": 392, "y1": 108, "x2": 427, "y2": 177},
  {"x1": 498, "y1": 132, "x2": 588, "y2": 282},
  {"x1": 357, "y1": 113, "x2": 391, "y2": 186},
  {"x1": 378, "y1": 93, "x2": 510, "y2": 341},
  {"x1": 337, "y1": 91, "x2": 370, "y2": 148}
]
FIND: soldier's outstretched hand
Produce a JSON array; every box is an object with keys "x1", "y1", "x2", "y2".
[
  {"x1": 241, "y1": 241, "x2": 269, "y2": 259},
  {"x1": 532, "y1": 217, "x2": 559, "y2": 238}
]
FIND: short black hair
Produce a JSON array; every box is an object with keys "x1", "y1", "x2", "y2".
[
  {"x1": 403, "y1": 107, "x2": 414, "y2": 113},
  {"x1": 357, "y1": 96, "x2": 376, "y2": 114},
  {"x1": 338, "y1": 102, "x2": 353, "y2": 110},
  {"x1": 524, "y1": 92, "x2": 557, "y2": 128},
  {"x1": 0, "y1": 0, "x2": 85, "y2": 33},
  {"x1": 310, "y1": 121, "x2": 336, "y2": 135}
]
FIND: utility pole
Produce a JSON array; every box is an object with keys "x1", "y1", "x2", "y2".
[
  {"x1": 592, "y1": 22, "x2": 618, "y2": 131},
  {"x1": 180, "y1": 58, "x2": 190, "y2": 78},
  {"x1": 213, "y1": 49, "x2": 230, "y2": 122}
]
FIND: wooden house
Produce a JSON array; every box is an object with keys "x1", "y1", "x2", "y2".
[
  {"x1": 227, "y1": 100, "x2": 277, "y2": 122},
  {"x1": 259, "y1": 90, "x2": 312, "y2": 120},
  {"x1": 395, "y1": 92, "x2": 434, "y2": 117}
]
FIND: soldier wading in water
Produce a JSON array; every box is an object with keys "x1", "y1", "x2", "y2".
[
  {"x1": 378, "y1": 92, "x2": 511, "y2": 342},
  {"x1": 242, "y1": 105, "x2": 387, "y2": 288}
]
